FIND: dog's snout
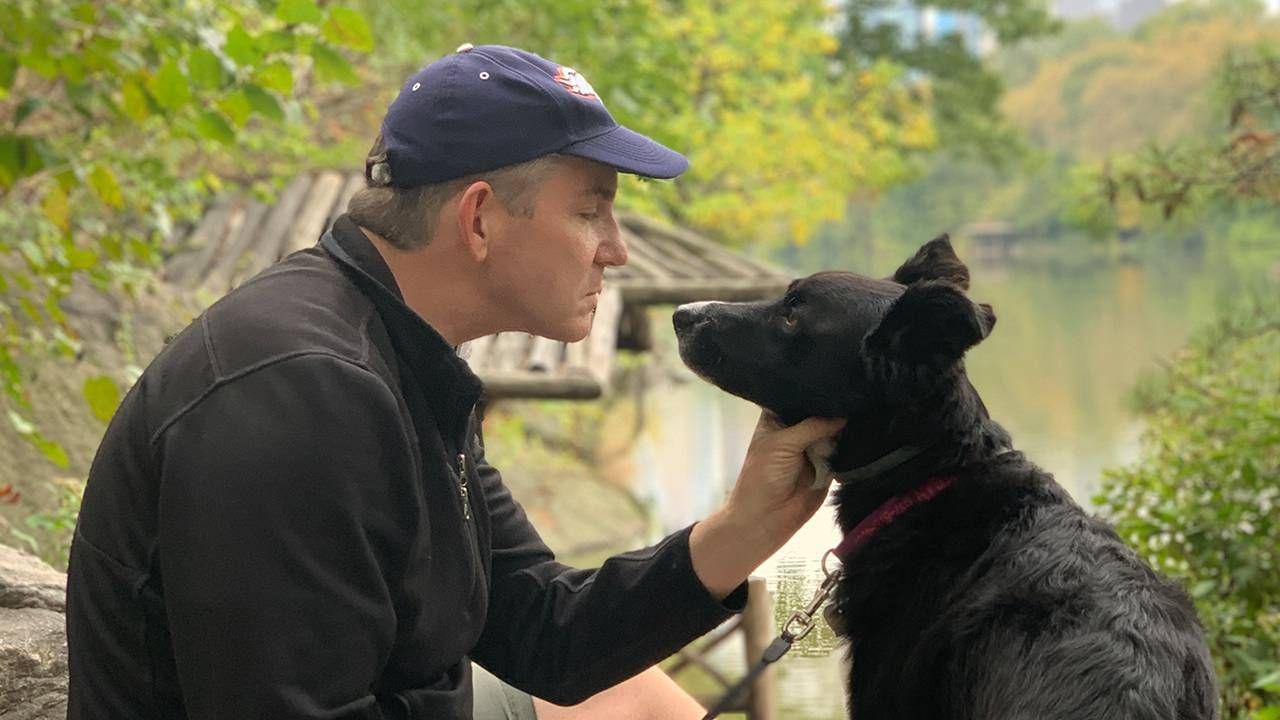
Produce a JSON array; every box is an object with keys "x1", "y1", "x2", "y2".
[{"x1": 673, "y1": 302, "x2": 717, "y2": 334}]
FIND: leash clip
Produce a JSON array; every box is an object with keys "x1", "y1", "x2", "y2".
[{"x1": 781, "y1": 570, "x2": 840, "y2": 643}]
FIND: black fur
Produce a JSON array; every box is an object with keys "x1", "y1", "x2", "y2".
[{"x1": 672, "y1": 237, "x2": 1218, "y2": 719}]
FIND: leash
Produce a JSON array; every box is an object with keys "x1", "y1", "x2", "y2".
[{"x1": 698, "y1": 474, "x2": 956, "y2": 720}]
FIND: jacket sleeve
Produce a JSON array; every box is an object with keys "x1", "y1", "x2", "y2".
[
  {"x1": 468, "y1": 423, "x2": 748, "y2": 705},
  {"x1": 155, "y1": 354, "x2": 414, "y2": 719}
]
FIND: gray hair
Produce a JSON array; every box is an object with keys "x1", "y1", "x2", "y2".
[{"x1": 347, "y1": 134, "x2": 562, "y2": 251}]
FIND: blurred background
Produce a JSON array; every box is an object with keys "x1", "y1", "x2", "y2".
[{"x1": 0, "y1": 0, "x2": 1276, "y2": 717}]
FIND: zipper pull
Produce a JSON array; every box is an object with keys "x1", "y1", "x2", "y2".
[{"x1": 456, "y1": 453, "x2": 471, "y2": 521}]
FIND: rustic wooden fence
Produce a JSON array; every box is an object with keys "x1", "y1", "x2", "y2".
[{"x1": 668, "y1": 576, "x2": 777, "y2": 719}]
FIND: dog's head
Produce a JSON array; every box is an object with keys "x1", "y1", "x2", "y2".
[{"x1": 673, "y1": 235, "x2": 995, "y2": 426}]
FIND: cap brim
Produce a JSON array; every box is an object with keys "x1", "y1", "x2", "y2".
[{"x1": 560, "y1": 126, "x2": 689, "y2": 179}]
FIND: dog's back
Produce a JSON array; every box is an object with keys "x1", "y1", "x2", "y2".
[{"x1": 837, "y1": 454, "x2": 1218, "y2": 720}]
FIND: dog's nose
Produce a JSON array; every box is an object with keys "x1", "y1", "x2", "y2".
[{"x1": 673, "y1": 302, "x2": 714, "y2": 333}]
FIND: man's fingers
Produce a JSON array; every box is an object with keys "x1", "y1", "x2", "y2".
[{"x1": 777, "y1": 416, "x2": 846, "y2": 450}]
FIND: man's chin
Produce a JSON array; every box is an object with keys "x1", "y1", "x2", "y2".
[{"x1": 532, "y1": 316, "x2": 592, "y2": 344}]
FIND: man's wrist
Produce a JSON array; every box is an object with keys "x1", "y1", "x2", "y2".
[{"x1": 688, "y1": 505, "x2": 791, "y2": 601}]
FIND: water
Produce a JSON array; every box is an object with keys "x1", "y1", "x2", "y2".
[{"x1": 613, "y1": 247, "x2": 1258, "y2": 718}]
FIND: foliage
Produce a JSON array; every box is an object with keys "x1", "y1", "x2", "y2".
[
  {"x1": 1097, "y1": 42, "x2": 1280, "y2": 221},
  {"x1": 811, "y1": 1, "x2": 1280, "y2": 259},
  {"x1": 0, "y1": 0, "x2": 370, "y2": 464},
  {"x1": 839, "y1": 0, "x2": 1058, "y2": 162},
  {"x1": 10, "y1": 477, "x2": 83, "y2": 569},
  {"x1": 351, "y1": 0, "x2": 936, "y2": 245},
  {"x1": 1094, "y1": 294, "x2": 1280, "y2": 719}
]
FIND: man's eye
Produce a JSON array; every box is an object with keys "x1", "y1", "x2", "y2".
[{"x1": 580, "y1": 212, "x2": 600, "y2": 221}]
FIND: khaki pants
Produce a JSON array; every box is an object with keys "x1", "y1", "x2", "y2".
[{"x1": 472, "y1": 662, "x2": 537, "y2": 720}]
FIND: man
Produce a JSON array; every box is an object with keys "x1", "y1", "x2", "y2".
[{"x1": 65, "y1": 44, "x2": 844, "y2": 719}]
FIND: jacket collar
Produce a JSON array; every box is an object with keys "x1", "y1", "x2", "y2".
[{"x1": 321, "y1": 215, "x2": 483, "y2": 435}]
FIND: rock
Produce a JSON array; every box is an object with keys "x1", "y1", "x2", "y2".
[
  {"x1": 0, "y1": 545, "x2": 66, "y2": 613},
  {"x1": 0, "y1": 544, "x2": 67, "y2": 720}
]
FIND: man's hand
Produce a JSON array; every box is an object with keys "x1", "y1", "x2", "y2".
[{"x1": 689, "y1": 411, "x2": 846, "y2": 600}]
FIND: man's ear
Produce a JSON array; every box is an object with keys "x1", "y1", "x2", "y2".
[
  {"x1": 892, "y1": 234, "x2": 970, "y2": 290},
  {"x1": 456, "y1": 180, "x2": 500, "y2": 262},
  {"x1": 865, "y1": 280, "x2": 996, "y2": 366}
]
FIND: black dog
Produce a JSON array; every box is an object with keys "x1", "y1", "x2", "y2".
[{"x1": 673, "y1": 237, "x2": 1217, "y2": 720}]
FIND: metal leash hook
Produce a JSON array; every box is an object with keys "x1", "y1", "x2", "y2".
[
  {"x1": 780, "y1": 569, "x2": 840, "y2": 644},
  {"x1": 700, "y1": 558, "x2": 844, "y2": 720}
]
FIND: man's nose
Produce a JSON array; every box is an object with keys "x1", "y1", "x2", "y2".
[{"x1": 596, "y1": 218, "x2": 627, "y2": 267}]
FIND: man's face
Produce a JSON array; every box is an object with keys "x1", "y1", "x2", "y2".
[{"x1": 487, "y1": 156, "x2": 625, "y2": 342}]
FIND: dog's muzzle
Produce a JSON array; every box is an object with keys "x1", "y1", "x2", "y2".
[{"x1": 673, "y1": 301, "x2": 720, "y2": 334}]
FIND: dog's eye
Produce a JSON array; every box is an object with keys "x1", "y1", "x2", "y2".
[{"x1": 781, "y1": 296, "x2": 801, "y2": 328}]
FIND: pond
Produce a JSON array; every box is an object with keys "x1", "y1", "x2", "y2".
[{"x1": 613, "y1": 243, "x2": 1257, "y2": 718}]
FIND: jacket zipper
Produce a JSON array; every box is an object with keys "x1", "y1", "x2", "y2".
[{"x1": 456, "y1": 453, "x2": 471, "y2": 521}]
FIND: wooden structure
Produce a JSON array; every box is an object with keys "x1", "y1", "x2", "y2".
[
  {"x1": 164, "y1": 170, "x2": 791, "y2": 400},
  {"x1": 961, "y1": 220, "x2": 1019, "y2": 262},
  {"x1": 668, "y1": 577, "x2": 778, "y2": 719}
]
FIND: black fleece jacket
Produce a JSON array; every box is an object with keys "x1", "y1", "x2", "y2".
[{"x1": 65, "y1": 215, "x2": 745, "y2": 719}]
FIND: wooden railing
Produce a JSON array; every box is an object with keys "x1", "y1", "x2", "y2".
[{"x1": 668, "y1": 576, "x2": 777, "y2": 719}]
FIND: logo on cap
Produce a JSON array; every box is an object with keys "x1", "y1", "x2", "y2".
[{"x1": 554, "y1": 66, "x2": 599, "y2": 100}]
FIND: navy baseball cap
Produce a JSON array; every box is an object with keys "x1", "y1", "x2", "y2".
[{"x1": 373, "y1": 44, "x2": 689, "y2": 187}]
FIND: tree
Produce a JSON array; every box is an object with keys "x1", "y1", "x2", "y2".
[
  {"x1": 0, "y1": 0, "x2": 371, "y2": 464},
  {"x1": 1097, "y1": 42, "x2": 1279, "y2": 220},
  {"x1": 353, "y1": 0, "x2": 937, "y2": 245},
  {"x1": 838, "y1": 0, "x2": 1059, "y2": 162}
]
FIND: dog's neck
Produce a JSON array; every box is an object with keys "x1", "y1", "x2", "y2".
[{"x1": 829, "y1": 373, "x2": 1011, "y2": 522}]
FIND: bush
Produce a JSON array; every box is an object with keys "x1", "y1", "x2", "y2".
[{"x1": 1095, "y1": 292, "x2": 1280, "y2": 719}]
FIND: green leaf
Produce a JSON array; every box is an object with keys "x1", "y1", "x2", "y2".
[
  {"x1": 242, "y1": 84, "x2": 284, "y2": 122},
  {"x1": 88, "y1": 164, "x2": 123, "y2": 209},
  {"x1": 0, "y1": 134, "x2": 46, "y2": 190},
  {"x1": 253, "y1": 60, "x2": 293, "y2": 95},
  {"x1": 188, "y1": 47, "x2": 223, "y2": 90},
  {"x1": 71, "y1": 2, "x2": 95, "y2": 24},
  {"x1": 321, "y1": 7, "x2": 373, "y2": 53},
  {"x1": 41, "y1": 183, "x2": 70, "y2": 230},
  {"x1": 14, "y1": 97, "x2": 43, "y2": 127},
  {"x1": 1256, "y1": 706, "x2": 1280, "y2": 720},
  {"x1": 83, "y1": 376, "x2": 120, "y2": 424},
  {"x1": 8, "y1": 410, "x2": 35, "y2": 436},
  {"x1": 217, "y1": 90, "x2": 253, "y2": 127},
  {"x1": 261, "y1": 30, "x2": 297, "y2": 54},
  {"x1": 120, "y1": 79, "x2": 150, "y2": 122},
  {"x1": 0, "y1": 53, "x2": 17, "y2": 96},
  {"x1": 19, "y1": 240, "x2": 43, "y2": 266},
  {"x1": 35, "y1": 436, "x2": 70, "y2": 469},
  {"x1": 310, "y1": 43, "x2": 358, "y2": 85},
  {"x1": 59, "y1": 54, "x2": 86, "y2": 84},
  {"x1": 1190, "y1": 579, "x2": 1216, "y2": 598},
  {"x1": 67, "y1": 246, "x2": 97, "y2": 270},
  {"x1": 224, "y1": 26, "x2": 261, "y2": 68},
  {"x1": 1255, "y1": 668, "x2": 1280, "y2": 691},
  {"x1": 276, "y1": 0, "x2": 323, "y2": 25},
  {"x1": 150, "y1": 58, "x2": 191, "y2": 111},
  {"x1": 82, "y1": 35, "x2": 121, "y2": 73},
  {"x1": 195, "y1": 109, "x2": 236, "y2": 144},
  {"x1": 23, "y1": 43, "x2": 58, "y2": 78}
]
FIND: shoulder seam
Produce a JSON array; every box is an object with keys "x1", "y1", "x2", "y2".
[
  {"x1": 148, "y1": 350, "x2": 382, "y2": 447},
  {"x1": 200, "y1": 313, "x2": 222, "y2": 381}
]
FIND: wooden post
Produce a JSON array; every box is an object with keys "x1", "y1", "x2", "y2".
[{"x1": 742, "y1": 576, "x2": 777, "y2": 720}]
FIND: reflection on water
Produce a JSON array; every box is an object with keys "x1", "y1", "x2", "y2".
[{"x1": 613, "y1": 248, "x2": 1256, "y2": 719}]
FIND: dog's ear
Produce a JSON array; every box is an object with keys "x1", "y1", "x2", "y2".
[
  {"x1": 865, "y1": 280, "x2": 996, "y2": 365},
  {"x1": 892, "y1": 234, "x2": 970, "y2": 291}
]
